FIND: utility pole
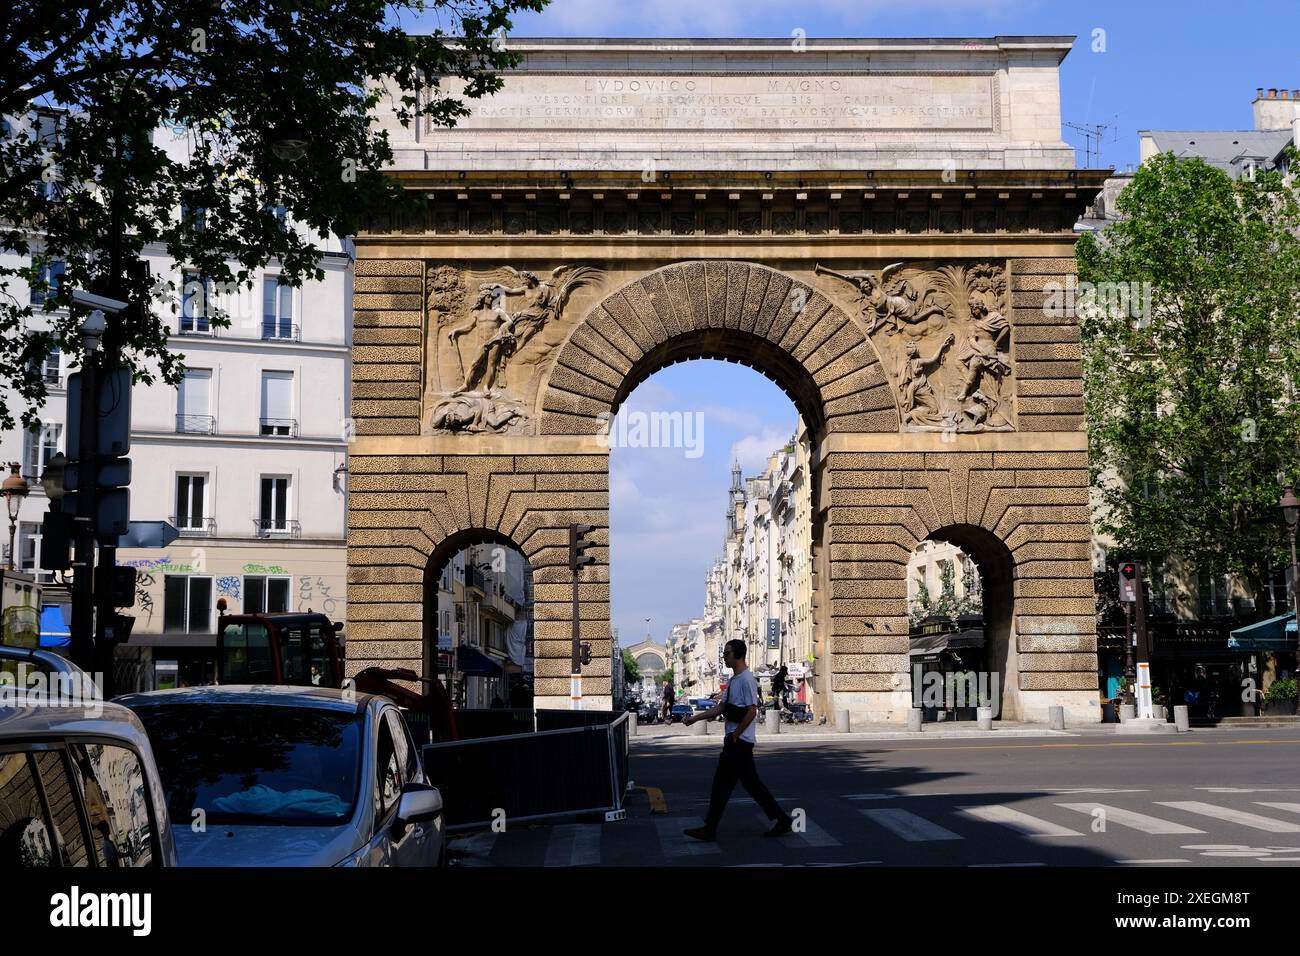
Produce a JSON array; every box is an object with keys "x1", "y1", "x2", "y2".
[{"x1": 1132, "y1": 561, "x2": 1154, "y2": 720}]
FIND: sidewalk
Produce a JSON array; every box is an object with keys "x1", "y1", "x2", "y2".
[{"x1": 627, "y1": 716, "x2": 1242, "y2": 743}]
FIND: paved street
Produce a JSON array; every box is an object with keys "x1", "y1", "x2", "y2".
[{"x1": 448, "y1": 727, "x2": 1300, "y2": 867}]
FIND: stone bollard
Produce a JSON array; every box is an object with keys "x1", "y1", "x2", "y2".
[
  {"x1": 977, "y1": 706, "x2": 993, "y2": 730},
  {"x1": 907, "y1": 708, "x2": 923, "y2": 732},
  {"x1": 765, "y1": 709, "x2": 781, "y2": 734},
  {"x1": 836, "y1": 709, "x2": 851, "y2": 733},
  {"x1": 690, "y1": 718, "x2": 708, "y2": 735},
  {"x1": 1174, "y1": 705, "x2": 1190, "y2": 733},
  {"x1": 628, "y1": 713, "x2": 638, "y2": 737},
  {"x1": 1048, "y1": 705, "x2": 1065, "y2": 731},
  {"x1": 1119, "y1": 704, "x2": 1135, "y2": 723}
]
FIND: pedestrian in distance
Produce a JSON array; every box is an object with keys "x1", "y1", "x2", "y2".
[{"x1": 683, "y1": 639, "x2": 794, "y2": 842}]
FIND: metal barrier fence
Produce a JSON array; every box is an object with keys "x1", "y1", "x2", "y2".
[
  {"x1": 423, "y1": 711, "x2": 631, "y2": 830},
  {"x1": 455, "y1": 708, "x2": 535, "y2": 739}
]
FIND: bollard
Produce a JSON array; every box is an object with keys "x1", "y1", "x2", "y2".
[
  {"x1": 977, "y1": 706, "x2": 993, "y2": 730},
  {"x1": 906, "y1": 708, "x2": 923, "y2": 732},
  {"x1": 1174, "y1": 705, "x2": 1190, "y2": 733},
  {"x1": 690, "y1": 718, "x2": 708, "y2": 736},
  {"x1": 836, "y1": 709, "x2": 850, "y2": 733},
  {"x1": 1119, "y1": 704, "x2": 1135, "y2": 723},
  {"x1": 1048, "y1": 705, "x2": 1065, "y2": 730},
  {"x1": 765, "y1": 709, "x2": 781, "y2": 734},
  {"x1": 628, "y1": 713, "x2": 637, "y2": 737}
]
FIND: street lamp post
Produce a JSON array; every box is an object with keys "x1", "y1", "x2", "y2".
[
  {"x1": 1280, "y1": 486, "x2": 1300, "y2": 626},
  {"x1": 3, "y1": 463, "x2": 30, "y2": 570}
]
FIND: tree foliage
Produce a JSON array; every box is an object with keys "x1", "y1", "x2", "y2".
[
  {"x1": 621, "y1": 647, "x2": 639, "y2": 686},
  {"x1": 1077, "y1": 151, "x2": 1300, "y2": 593},
  {"x1": 0, "y1": 0, "x2": 545, "y2": 430}
]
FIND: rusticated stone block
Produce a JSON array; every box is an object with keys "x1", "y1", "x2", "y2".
[
  {"x1": 1019, "y1": 631, "x2": 1098, "y2": 653},
  {"x1": 346, "y1": 620, "x2": 423, "y2": 642},
  {"x1": 353, "y1": 345, "x2": 422, "y2": 365},
  {"x1": 347, "y1": 584, "x2": 424, "y2": 604},
  {"x1": 352, "y1": 400, "x2": 421, "y2": 419},
  {"x1": 354, "y1": 327, "x2": 422, "y2": 346},
  {"x1": 1016, "y1": 360, "x2": 1083, "y2": 380},
  {"x1": 1017, "y1": 379, "x2": 1083, "y2": 397},
  {"x1": 353, "y1": 363, "x2": 421, "y2": 382},
  {"x1": 355, "y1": 293, "x2": 423, "y2": 311},
  {"x1": 1016, "y1": 343, "x2": 1082, "y2": 361},
  {"x1": 353, "y1": 382, "x2": 421, "y2": 401},
  {"x1": 1013, "y1": 578, "x2": 1096, "y2": 599},
  {"x1": 347, "y1": 602, "x2": 423, "y2": 622},
  {"x1": 1017, "y1": 397, "x2": 1085, "y2": 416},
  {"x1": 355, "y1": 419, "x2": 420, "y2": 435},
  {"x1": 1019, "y1": 671, "x2": 1098, "y2": 691},
  {"x1": 354, "y1": 275, "x2": 422, "y2": 293},
  {"x1": 832, "y1": 635, "x2": 910, "y2": 655},
  {"x1": 347, "y1": 565, "x2": 423, "y2": 585},
  {"x1": 353, "y1": 310, "x2": 422, "y2": 328},
  {"x1": 349, "y1": 640, "x2": 424, "y2": 661},
  {"x1": 830, "y1": 579, "x2": 907, "y2": 600},
  {"x1": 355, "y1": 259, "x2": 423, "y2": 277},
  {"x1": 831, "y1": 673, "x2": 897, "y2": 692},
  {"x1": 1009, "y1": 258, "x2": 1077, "y2": 276},
  {"x1": 1018, "y1": 653, "x2": 1099, "y2": 672},
  {"x1": 1015, "y1": 598, "x2": 1097, "y2": 616}
]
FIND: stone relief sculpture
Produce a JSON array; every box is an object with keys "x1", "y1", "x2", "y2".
[
  {"x1": 816, "y1": 261, "x2": 1014, "y2": 433},
  {"x1": 425, "y1": 264, "x2": 602, "y2": 434}
]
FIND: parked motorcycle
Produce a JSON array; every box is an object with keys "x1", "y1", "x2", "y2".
[{"x1": 780, "y1": 702, "x2": 814, "y2": 724}]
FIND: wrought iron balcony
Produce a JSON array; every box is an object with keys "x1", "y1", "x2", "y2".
[
  {"x1": 171, "y1": 516, "x2": 216, "y2": 537},
  {"x1": 261, "y1": 322, "x2": 301, "y2": 342},
  {"x1": 254, "y1": 518, "x2": 301, "y2": 538},
  {"x1": 176, "y1": 414, "x2": 216, "y2": 435},
  {"x1": 259, "y1": 418, "x2": 298, "y2": 437}
]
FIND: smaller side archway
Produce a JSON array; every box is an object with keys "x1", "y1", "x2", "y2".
[
  {"x1": 907, "y1": 523, "x2": 1021, "y2": 720},
  {"x1": 422, "y1": 529, "x2": 535, "y2": 711}
]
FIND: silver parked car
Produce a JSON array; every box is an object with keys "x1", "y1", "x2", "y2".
[
  {"x1": 0, "y1": 689, "x2": 179, "y2": 867},
  {"x1": 116, "y1": 685, "x2": 445, "y2": 867}
]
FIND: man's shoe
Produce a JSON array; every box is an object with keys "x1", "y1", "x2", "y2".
[
  {"x1": 683, "y1": 826, "x2": 716, "y2": 842},
  {"x1": 764, "y1": 818, "x2": 794, "y2": 838}
]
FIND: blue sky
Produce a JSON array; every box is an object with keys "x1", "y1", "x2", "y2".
[{"x1": 491, "y1": 0, "x2": 1297, "y2": 645}]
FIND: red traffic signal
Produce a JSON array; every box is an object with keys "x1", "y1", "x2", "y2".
[{"x1": 1118, "y1": 561, "x2": 1138, "y2": 603}]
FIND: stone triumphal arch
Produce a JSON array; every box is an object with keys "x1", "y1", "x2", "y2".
[{"x1": 346, "y1": 37, "x2": 1107, "y2": 723}]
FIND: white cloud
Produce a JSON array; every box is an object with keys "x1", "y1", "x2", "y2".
[{"x1": 730, "y1": 427, "x2": 794, "y2": 473}]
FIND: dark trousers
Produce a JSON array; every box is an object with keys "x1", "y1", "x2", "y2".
[{"x1": 703, "y1": 736, "x2": 788, "y2": 831}]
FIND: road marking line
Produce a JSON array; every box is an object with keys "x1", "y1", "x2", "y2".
[
  {"x1": 754, "y1": 812, "x2": 841, "y2": 847},
  {"x1": 1157, "y1": 801, "x2": 1300, "y2": 833},
  {"x1": 957, "y1": 805, "x2": 1083, "y2": 837},
  {"x1": 1056, "y1": 803, "x2": 1205, "y2": 835},
  {"x1": 656, "y1": 817, "x2": 721, "y2": 857},
  {"x1": 1117, "y1": 859, "x2": 1192, "y2": 864},
  {"x1": 859, "y1": 808, "x2": 963, "y2": 842},
  {"x1": 454, "y1": 830, "x2": 498, "y2": 866},
  {"x1": 542, "y1": 824, "x2": 602, "y2": 867},
  {"x1": 1254, "y1": 802, "x2": 1300, "y2": 817},
  {"x1": 968, "y1": 862, "x2": 1047, "y2": 867},
  {"x1": 641, "y1": 786, "x2": 668, "y2": 814}
]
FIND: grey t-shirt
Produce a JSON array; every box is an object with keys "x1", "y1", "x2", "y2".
[{"x1": 724, "y1": 669, "x2": 759, "y2": 744}]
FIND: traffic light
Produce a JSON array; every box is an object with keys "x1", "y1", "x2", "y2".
[
  {"x1": 580, "y1": 642, "x2": 592, "y2": 666},
  {"x1": 569, "y1": 523, "x2": 597, "y2": 572},
  {"x1": 1118, "y1": 561, "x2": 1138, "y2": 603},
  {"x1": 98, "y1": 564, "x2": 137, "y2": 609},
  {"x1": 65, "y1": 365, "x2": 132, "y2": 542},
  {"x1": 38, "y1": 510, "x2": 74, "y2": 572}
]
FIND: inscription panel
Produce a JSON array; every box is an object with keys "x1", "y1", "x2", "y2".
[{"x1": 447, "y1": 73, "x2": 998, "y2": 132}]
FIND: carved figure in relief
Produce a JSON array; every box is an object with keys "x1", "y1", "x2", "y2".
[
  {"x1": 427, "y1": 263, "x2": 601, "y2": 435},
  {"x1": 898, "y1": 333, "x2": 954, "y2": 427},
  {"x1": 816, "y1": 260, "x2": 1015, "y2": 433}
]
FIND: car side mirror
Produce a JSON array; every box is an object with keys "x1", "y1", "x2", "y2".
[{"x1": 395, "y1": 784, "x2": 443, "y2": 827}]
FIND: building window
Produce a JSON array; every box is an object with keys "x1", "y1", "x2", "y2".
[
  {"x1": 16, "y1": 522, "x2": 48, "y2": 582},
  {"x1": 174, "y1": 474, "x2": 208, "y2": 534},
  {"x1": 259, "y1": 371, "x2": 295, "y2": 436},
  {"x1": 1263, "y1": 563, "x2": 1292, "y2": 617},
  {"x1": 262, "y1": 276, "x2": 295, "y2": 339},
  {"x1": 244, "y1": 576, "x2": 291, "y2": 614},
  {"x1": 259, "y1": 476, "x2": 289, "y2": 534},
  {"x1": 38, "y1": 349, "x2": 61, "y2": 387},
  {"x1": 22, "y1": 423, "x2": 60, "y2": 481},
  {"x1": 164, "y1": 575, "x2": 212, "y2": 633},
  {"x1": 176, "y1": 369, "x2": 213, "y2": 433},
  {"x1": 29, "y1": 260, "x2": 64, "y2": 306},
  {"x1": 181, "y1": 272, "x2": 212, "y2": 332},
  {"x1": 1197, "y1": 570, "x2": 1232, "y2": 617}
]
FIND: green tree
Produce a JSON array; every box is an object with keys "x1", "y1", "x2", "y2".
[
  {"x1": 621, "y1": 647, "x2": 639, "y2": 686},
  {"x1": 0, "y1": 0, "x2": 544, "y2": 430},
  {"x1": 1077, "y1": 151, "x2": 1300, "y2": 595}
]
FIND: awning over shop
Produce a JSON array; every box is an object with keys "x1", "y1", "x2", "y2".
[
  {"x1": 456, "y1": 645, "x2": 503, "y2": 677},
  {"x1": 1228, "y1": 612, "x2": 1297, "y2": 652},
  {"x1": 909, "y1": 627, "x2": 985, "y2": 658}
]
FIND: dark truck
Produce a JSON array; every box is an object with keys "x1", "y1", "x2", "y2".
[{"x1": 215, "y1": 610, "x2": 457, "y2": 743}]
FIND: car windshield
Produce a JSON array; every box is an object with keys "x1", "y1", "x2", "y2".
[{"x1": 130, "y1": 703, "x2": 362, "y2": 826}]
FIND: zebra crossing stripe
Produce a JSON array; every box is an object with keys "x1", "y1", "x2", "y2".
[
  {"x1": 1056, "y1": 803, "x2": 1205, "y2": 835},
  {"x1": 454, "y1": 830, "x2": 499, "y2": 866},
  {"x1": 957, "y1": 805, "x2": 1082, "y2": 837},
  {"x1": 1157, "y1": 801, "x2": 1300, "y2": 833},
  {"x1": 543, "y1": 824, "x2": 603, "y2": 867},
  {"x1": 656, "y1": 817, "x2": 721, "y2": 857},
  {"x1": 753, "y1": 812, "x2": 842, "y2": 847},
  {"x1": 859, "y1": 807, "x2": 963, "y2": 842},
  {"x1": 1254, "y1": 802, "x2": 1300, "y2": 817}
]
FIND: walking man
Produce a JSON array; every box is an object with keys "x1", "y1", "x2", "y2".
[{"x1": 683, "y1": 640, "x2": 793, "y2": 841}]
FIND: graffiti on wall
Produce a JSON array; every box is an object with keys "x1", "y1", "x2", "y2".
[
  {"x1": 216, "y1": 576, "x2": 242, "y2": 600},
  {"x1": 297, "y1": 576, "x2": 338, "y2": 617}
]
